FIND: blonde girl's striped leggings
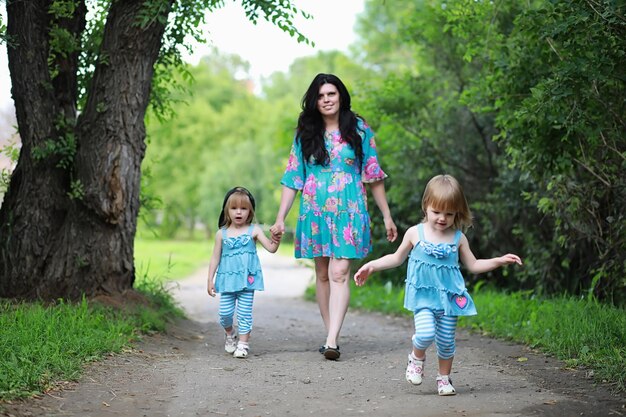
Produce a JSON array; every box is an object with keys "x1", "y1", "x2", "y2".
[
  {"x1": 218, "y1": 290, "x2": 255, "y2": 335},
  {"x1": 412, "y1": 308, "x2": 458, "y2": 360}
]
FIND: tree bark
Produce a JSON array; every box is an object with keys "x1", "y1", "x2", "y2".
[{"x1": 0, "y1": 0, "x2": 172, "y2": 300}]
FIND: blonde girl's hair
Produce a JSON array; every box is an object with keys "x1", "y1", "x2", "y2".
[
  {"x1": 421, "y1": 174, "x2": 473, "y2": 230},
  {"x1": 221, "y1": 188, "x2": 256, "y2": 228}
]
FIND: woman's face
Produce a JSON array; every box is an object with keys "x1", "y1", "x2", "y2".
[{"x1": 317, "y1": 83, "x2": 340, "y2": 118}]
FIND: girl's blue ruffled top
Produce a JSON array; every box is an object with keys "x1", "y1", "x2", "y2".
[
  {"x1": 214, "y1": 224, "x2": 264, "y2": 293},
  {"x1": 404, "y1": 223, "x2": 477, "y2": 316}
]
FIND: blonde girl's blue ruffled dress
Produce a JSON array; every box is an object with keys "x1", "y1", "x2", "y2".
[
  {"x1": 214, "y1": 224, "x2": 264, "y2": 293},
  {"x1": 404, "y1": 224, "x2": 477, "y2": 317}
]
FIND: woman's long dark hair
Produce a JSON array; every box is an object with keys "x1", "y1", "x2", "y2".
[{"x1": 297, "y1": 73, "x2": 364, "y2": 167}]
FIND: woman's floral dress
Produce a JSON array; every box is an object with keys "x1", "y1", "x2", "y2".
[{"x1": 280, "y1": 119, "x2": 387, "y2": 259}]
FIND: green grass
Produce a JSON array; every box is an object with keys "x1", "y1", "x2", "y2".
[
  {"x1": 0, "y1": 282, "x2": 183, "y2": 401},
  {"x1": 0, "y1": 299, "x2": 133, "y2": 399},
  {"x1": 465, "y1": 290, "x2": 626, "y2": 393},
  {"x1": 0, "y1": 236, "x2": 294, "y2": 403},
  {"x1": 134, "y1": 237, "x2": 212, "y2": 282},
  {"x1": 347, "y1": 280, "x2": 626, "y2": 393}
]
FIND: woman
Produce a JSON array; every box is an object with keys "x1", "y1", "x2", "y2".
[{"x1": 270, "y1": 73, "x2": 397, "y2": 360}]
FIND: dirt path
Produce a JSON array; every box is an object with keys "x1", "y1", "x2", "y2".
[{"x1": 2, "y1": 253, "x2": 624, "y2": 417}]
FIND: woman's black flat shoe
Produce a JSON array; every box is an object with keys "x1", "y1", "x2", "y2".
[
  {"x1": 319, "y1": 344, "x2": 339, "y2": 354},
  {"x1": 323, "y1": 346, "x2": 340, "y2": 360}
]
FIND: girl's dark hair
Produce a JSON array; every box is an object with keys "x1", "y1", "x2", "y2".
[{"x1": 297, "y1": 73, "x2": 364, "y2": 167}]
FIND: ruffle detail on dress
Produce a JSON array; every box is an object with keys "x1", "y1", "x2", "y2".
[
  {"x1": 218, "y1": 253, "x2": 262, "y2": 274},
  {"x1": 223, "y1": 234, "x2": 252, "y2": 249},
  {"x1": 406, "y1": 259, "x2": 467, "y2": 294},
  {"x1": 219, "y1": 248, "x2": 258, "y2": 257},
  {"x1": 215, "y1": 250, "x2": 264, "y2": 292},
  {"x1": 408, "y1": 256, "x2": 459, "y2": 270},
  {"x1": 217, "y1": 268, "x2": 263, "y2": 276},
  {"x1": 418, "y1": 240, "x2": 457, "y2": 259},
  {"x1": 361, "y1": 173, "x2": 388, "y2": 183},
  {"x1": 403, "y1": 283, "x2": 477, "y2": 317}
]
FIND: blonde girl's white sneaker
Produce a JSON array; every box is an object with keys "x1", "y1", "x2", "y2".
[
  {"x1": 405, "y1": 354, "x2": 424, "y2": 385},
  {"x1": 224, "y1": 331, "x2": 237, "y2": 354},
  {"x1": 436, "y1": 375, "x2": 456, "y2": 396},
  {"x1": 233, "y1": 343, "x2": 249, "y2": 358}
]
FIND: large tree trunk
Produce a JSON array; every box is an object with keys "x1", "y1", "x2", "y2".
[{"x1": 0, "y1": 0, "x2": 172, "y2": 300}]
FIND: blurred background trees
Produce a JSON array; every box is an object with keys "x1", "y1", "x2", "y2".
[
  {"x1": 141, "y1": 0, "x2": 625, "y2": 304},
  {"x1": 2, "y1": 0, "x2": 624, "y2": 304}
]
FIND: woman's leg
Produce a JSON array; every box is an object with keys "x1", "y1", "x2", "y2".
[
  {"x1": 314, "y1": 257, "x2": 330, "y2": 331},
  {"x1": 325, "y1": 258, "x2": 351, "y2": 348}
]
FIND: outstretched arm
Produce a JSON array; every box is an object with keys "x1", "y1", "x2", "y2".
[
  {"x1": 458, "y1": 234, "x2": 522, "y2": 274},
  {"x1": 207, "y1": 230, "x2": 223, "y2": 297},
  {"x1": 369, "y1": 180, "x2": 398, "y2": 242},
  {"x1": 254, "y1": 225, "x2": 280, "y2": 253},
  {"x1": 269, "y1": 185, "x2": 298, "y2": 242},
  {"x1": 353, "y1": 226, "x2": 418, "y2": 286}
]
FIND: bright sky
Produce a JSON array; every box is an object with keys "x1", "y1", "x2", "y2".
[{"x1": 0, "y1": 0, "x2": 364, "y2": 110}]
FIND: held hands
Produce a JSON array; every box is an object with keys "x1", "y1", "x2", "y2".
[
  {"x1": 269, "y1": 221, "x2": 285, "y2": 244},
  {"x1": 353, "y1": 263, "x2": 375, "y2": 287}
]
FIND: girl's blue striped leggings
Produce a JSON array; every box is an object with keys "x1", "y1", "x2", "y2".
[
  {"x1": 219, "y1": 290, "x2": 255, "y2": 335},
  {"x1": 412, "y1": 308, "x2": 458, "y2": 360}
]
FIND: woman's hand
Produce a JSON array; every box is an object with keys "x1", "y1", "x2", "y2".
[
  {"x1": 269, "y1": 221, "x2": 285, "y2": 243},
  {"x1": 384, "y1": 217, "x2": 398, "y2": 242}
]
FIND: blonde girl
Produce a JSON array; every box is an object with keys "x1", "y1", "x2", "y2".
[
  {"x1": 207, "y1": 187, "x2": 279, "y2": 358},
  {"x1": 354, "y1": 175, "x2": 522, "y2": 395}
]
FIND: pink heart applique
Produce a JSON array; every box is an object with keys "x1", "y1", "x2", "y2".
[
  {"x1": 455, "y1": 295, "x2": 468, "y2": 309},
  {"x1": 247, "y1": 275, "x2": 255, "y2": 284}
]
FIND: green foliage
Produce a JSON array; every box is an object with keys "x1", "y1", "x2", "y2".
[
  {"x1": 0, "y1": 276, "x2": 183, "y2": 401},
  {"x1": 47, "y1": 0, "x2": 82, "y2": 79},
  {"x1": 31, "y1": 132, "x2": 76, "y2": 170},
  {"x1": 143, "y1": 0, "x2": 312, "y2": 119},
  {"x1": 355, "y1": 0, "x2": 626, "y2": 304},
  {"x1": 354, "y1": 0, "x2": 519, "y2": 286},
  {"x1": 76, "y1": 0, "x2": 109, "y2": 110},
  {"x1": 466, "y1": 289, "x2": 626, "y2": 393},
  {"x1": 349, "y1": 280, "x2": 408, "y2": 316},
  {"x1": 0, "y1": 299, "x2": 131, "y2": 400},
  {"x1": 0, "y1": 141, "x2": 19, "y2": 195},
  {"x1": 142, "y1": 52, "x2": 280, "y2": 237},
  {"x1": 140, "y1": 49, "x2": 363, "y2": 239},
  {"x1": 468, "y1": 0, "x2": 626, "y2": 301},
  {"x1": 134, "y1": 233, "x2": 212, "y2": 282},
  {"x1": 68, "y1": 0, "x2": 310, "y2": 117}
]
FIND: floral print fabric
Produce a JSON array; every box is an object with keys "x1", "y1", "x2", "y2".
[{"x1": 280, "y1": 119, "x2": 387, "y2": 259}]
